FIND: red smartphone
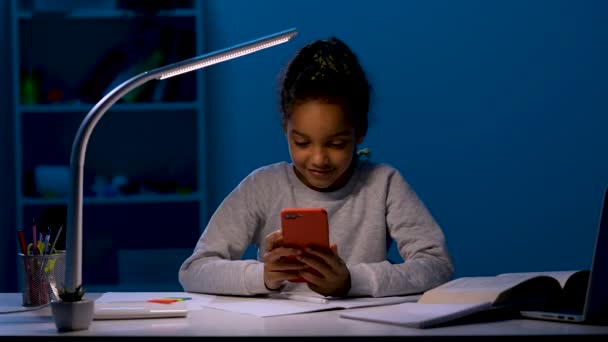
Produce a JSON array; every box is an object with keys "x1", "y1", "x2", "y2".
[{"x1": 280, "y1": 208, "x2": 330, "y2": 282}]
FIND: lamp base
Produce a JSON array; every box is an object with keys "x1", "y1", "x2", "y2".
[{"x1": 51, "y1": 299, "x2": 94, "y2": 331}]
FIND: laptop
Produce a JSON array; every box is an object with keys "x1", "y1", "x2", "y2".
[{"x1": 520, "y1": 187, "x2": 608, "y2": 324}]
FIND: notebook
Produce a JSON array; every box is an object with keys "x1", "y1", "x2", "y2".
[
  {"x1": 94, "y1": 301, "x2": 188, "y2": 320},
  {"x1": 519, "y1": 186, "x2": 608, "y2": 324},
  {"x1": 93, "y1": 293, "x2": 198, "y2": 320}
]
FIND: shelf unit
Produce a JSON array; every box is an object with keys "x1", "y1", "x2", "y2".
[{"x1": 10, "y1": 0, "x2": 206, "y2": 291}]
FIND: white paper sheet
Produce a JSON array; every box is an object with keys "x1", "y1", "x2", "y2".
[{"x1": 201, "y1": 294, "x2": 420, "y2": 317}]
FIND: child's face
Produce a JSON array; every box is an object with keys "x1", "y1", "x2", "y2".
[{"x1": 285, "y1": 101, "x2": 358, "y2": 190}]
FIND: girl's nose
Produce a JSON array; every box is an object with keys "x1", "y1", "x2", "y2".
[{"x1": 311, "y1": 147, "x2": 329, "y2": 166}]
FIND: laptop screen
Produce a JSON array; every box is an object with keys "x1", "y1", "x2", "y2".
[{"x1": 583, "y1": 186, "x2": 608, "y2": 321}]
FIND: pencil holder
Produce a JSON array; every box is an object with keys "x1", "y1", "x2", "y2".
[{"x1": 19, "y1": 251, "x2": 65, "y2": 306}]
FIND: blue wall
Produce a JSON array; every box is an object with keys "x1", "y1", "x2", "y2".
[{"x1": 203, "y1": 0, "x2": 608, "y2": 277}]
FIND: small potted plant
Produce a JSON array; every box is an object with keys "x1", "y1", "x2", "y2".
[{"x1": 51, "y1": 285, "x2": 94, "y2": 331}]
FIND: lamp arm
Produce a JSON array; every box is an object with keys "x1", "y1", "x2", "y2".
[
  {"x1": 65, "y1": 71, "x2": 156, "y2": 291},
  {"x1": 64, "y1": 27, "x2": 298, "y2": 292}
]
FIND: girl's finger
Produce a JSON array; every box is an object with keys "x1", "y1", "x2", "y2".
[
  {"x1": 264, "y1": 230, "x2": 282, "y2": 252},
  {"x1": 302, "y1": 247, "x2": 341, "y2": 270},
  {"x1": 298, "y1": 268, "x2": 324, "y2": 286},
  {"x1": 295, "y1": 254, "x2": 332, "y2": 279},
  {"x1": 263, "y1": 247, "x2": 303, "y2": 266},
  {"x1": 266, "y1": 271, "x2": 302, "y2": 286},
  {"x1": 330, "y1": 244, "x2": 337, "y2": 254},
  {"x1": 266, "y1": 259, "x2": 307, "y2": 272}
]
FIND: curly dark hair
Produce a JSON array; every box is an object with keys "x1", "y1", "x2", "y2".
[{"x1": 278, "y1": 37, "x2": 371, "y2": 140}]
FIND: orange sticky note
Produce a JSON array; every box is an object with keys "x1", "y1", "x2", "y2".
[{"x1": 148, "y1": 298, "x2": 178, "y2": 304}]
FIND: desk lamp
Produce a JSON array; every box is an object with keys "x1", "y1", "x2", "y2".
[{"x1": 64, "y1": 28, "x2": 298, "y2": 293}]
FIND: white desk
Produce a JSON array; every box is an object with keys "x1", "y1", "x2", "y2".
[{"x1": 1, "y1": 293, "x2": 607, "y2": 340}]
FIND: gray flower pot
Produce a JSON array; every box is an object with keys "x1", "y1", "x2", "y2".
[{"x1": 51, "y1": 299, "x2": 94, "y2": 331}]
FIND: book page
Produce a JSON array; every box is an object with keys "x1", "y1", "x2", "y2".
[
  {"x1": 500, "y1": 270, "x2": 589, "y2": 311},
  {"x1": 497, "y1": 270, "x2": 585, "y2": 288},
  {"x1": 418, "y1": 276, "x2": 552, "y2": 305}
]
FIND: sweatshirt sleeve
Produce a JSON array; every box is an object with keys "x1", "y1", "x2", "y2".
[
  {"x1": 348, "y1": 169, "x2": 454, "y2": 297},
  {"x1": 178, "y1": 170, "x2": 272, "y2": 296}
]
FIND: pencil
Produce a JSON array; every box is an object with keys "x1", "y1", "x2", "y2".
[
  {"x1": 17, "y1": 230, "x2": 27, "y2": 255},
  {"x1": 42, "y1": 228, "x2": 51, "y2": 256},
  {"x1": 31, "y1": 219, "x2": 37, "y2": 256},
  {"x1": 48, "y1": 225, "x2": 63, "y2": 254}
]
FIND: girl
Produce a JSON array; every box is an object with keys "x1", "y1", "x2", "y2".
[{"x1": 179, "y1": 37, "x2": 453, "y2": 297}]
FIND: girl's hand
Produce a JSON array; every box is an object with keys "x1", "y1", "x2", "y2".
[
  {"x1": 295, "y1": 244, "x2": 351, "y2": 297},
  {"x1": 262, "y1": 230, "x2": 307, "y2": 290}
]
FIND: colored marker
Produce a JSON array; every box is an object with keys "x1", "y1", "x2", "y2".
[{"x1": 17, "y1": 230, "x2": 27, "y2": 255}]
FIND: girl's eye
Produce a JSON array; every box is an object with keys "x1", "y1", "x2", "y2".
[
  {"x1": 294, "y1": 141, "x2": 309, "y2": 147},
  {"x1": 329, "y1": 142, "x2": 347, "y2": 149}
]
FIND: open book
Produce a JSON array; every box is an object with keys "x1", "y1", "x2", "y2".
[{"x1": 340, "y1": 270, "x2": 590, "y2": 328}]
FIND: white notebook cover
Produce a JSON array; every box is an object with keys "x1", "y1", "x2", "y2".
[
  {"x1": 340, "y1": 302, "x2": 492, "y2": 328},
  {"x1": 94, "y1": 301, "x2": 188, "y2": 320}
]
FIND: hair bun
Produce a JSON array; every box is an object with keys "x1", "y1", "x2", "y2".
[
  {"x1": 279, "y1": 36, "x2": 371, "y2": 139},
  {"x1": 309, "y1": 38, "x2": 354, "y2": 81}
]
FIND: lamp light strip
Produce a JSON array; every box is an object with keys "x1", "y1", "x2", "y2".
[{"x1": 159, "y1": 37, "x2": 291, "y2": 79}]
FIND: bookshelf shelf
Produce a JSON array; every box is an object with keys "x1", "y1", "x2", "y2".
[
  {"x1": 22, "y1": 193, "x2": 201, "y2": 206},
  {"x1": 18, "y1": 102, "x2": 199, "y2": 114},
  {"x1": 18, "y1": 8, "x2": 198, "y2": 20}
]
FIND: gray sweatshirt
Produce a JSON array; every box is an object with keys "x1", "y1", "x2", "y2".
[{"x1": 179, "y1": 160, "x2": 454, "y2": 297}]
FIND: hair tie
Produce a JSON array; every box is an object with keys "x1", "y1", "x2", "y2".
[{"x1": 357, "y1": 148, "x2": 371, "y2": 160}]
